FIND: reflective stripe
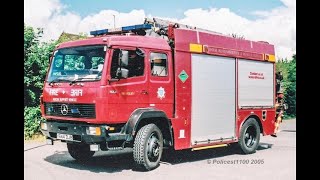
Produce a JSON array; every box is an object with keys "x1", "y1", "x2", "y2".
[{"x1": 192, "y1": 144, "x2": 227, "y2": 151}]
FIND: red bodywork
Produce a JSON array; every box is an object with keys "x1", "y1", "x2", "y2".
[{"x1": 41, "y1": 28, "x2": 276, "y2": 150}]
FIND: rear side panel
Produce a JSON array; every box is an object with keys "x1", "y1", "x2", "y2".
[
  {"x1": 191, "y1": 54, "x2": 236, "y2": 145},
  {"x1": 237, "y1": 109, "x2": 276, "y2": 136},
  {"x1": 238, "y1": 59, "x2": 274, "y2": 107},
  {"x1": 237, "y1": 59, "x2": 275, "y2": 136},
  {"x1": 170, "y1": 28, "x2": 276, "y2": 149}
]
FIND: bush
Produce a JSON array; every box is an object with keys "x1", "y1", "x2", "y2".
[
  {"x1": 24, "y1": 106, "x2": 44, "y2": 139},
  {"x1": 276, "y1": 54, "x2": 296, "y2": 118}
]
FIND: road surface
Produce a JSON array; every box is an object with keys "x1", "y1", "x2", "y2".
[{"x1": 24, "y1": 119, "x2": 296, "y2": 180}]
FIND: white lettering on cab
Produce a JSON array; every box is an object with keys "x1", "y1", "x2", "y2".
[
  {"x1": 71, "y1": 89, "x2": 83, "y2": 96},
  {"x1": 49, "y1": 89, "x2": 58, "y2": 96},
  {"x1": 52, "y1": 98, "x2": 77, "y2": 102}
]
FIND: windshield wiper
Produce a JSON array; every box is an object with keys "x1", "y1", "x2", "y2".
[
  {"x1": 69, "y1": 77, "x2": 98, "y2": 86},
  {"x1": 48, "y1": 78, "x2": 71, "y2": 86}
]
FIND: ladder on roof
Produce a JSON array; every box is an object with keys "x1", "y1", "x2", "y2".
[
  {"x1": 90, "y1": 17, "x2": 224, "y2": 38},
  {"x1": 144, "y1": 17, "x2": 223, "y2": 36}
]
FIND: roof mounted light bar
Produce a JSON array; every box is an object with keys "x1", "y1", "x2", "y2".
[{"x1": 90, "y1": 24, "x2": 152, "y2": 36}]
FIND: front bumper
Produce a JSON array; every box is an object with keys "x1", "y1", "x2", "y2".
[{"x1": 40, "y1": 121, "x2": 128, "y2": 146}]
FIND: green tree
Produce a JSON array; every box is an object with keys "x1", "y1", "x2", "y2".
[
  {"x1": 276, "y1": 54, "x2": 296, "y2": 117},
  {"x1": 285, "y1": 55, "x2": 296, "y2": 116},
  {"x1": 24, "y1": 25, "x2": 57, "y2": 138},
  {"x1": 24, "y1": 24, "x2": 57, "y2": 107},
  {"x1": 24, "y1": 24, "x2": 89, "y2": 138}
]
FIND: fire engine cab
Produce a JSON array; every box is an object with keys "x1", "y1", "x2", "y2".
[{"x1": 40, "y1": 18, "x2": 285, "y2": 170}]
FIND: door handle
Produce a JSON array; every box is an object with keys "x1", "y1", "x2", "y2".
[{"x1": 141, "y1": 90, "x2": 148, "y2": 95}]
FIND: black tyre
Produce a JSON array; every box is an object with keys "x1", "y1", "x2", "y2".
[
  {"x1": 133, "y1": 124, "x2": 164, "y2": 170},
  {"x1": 238, "y1": 118, "x2": 261, "y2": 154},
  {"x1": 67, "y1": 143, "x2": 95, "y2": 162}
]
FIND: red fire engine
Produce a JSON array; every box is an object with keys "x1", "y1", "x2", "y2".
[{"x1": 40, "y1": 18, "x2": 286, "y2": 170}]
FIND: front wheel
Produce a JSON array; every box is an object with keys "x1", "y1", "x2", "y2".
[
  {"x1": 238, "y1": 118, "x2": 261, "y2": 154},
  {"x1": 133, "y1": 124, "x2": 164, "y2": 170},
  {"x1": 67, "y1": 143, "x2": 95, "y2": 162}
]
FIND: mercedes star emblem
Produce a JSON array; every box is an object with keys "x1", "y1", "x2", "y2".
[{"x1": 60, "y1": 104, "x2": 68, "y2": 115}]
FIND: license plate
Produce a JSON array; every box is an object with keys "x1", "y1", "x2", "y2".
[{"x1": 57, "y1": 133, "x2": 73, "y2": 141}]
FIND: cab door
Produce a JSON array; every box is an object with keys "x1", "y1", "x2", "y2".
[
  {"x1": 106, "y1": 47, "x2": 149, "y2": 123},
  {"x1": 148, "y1": 50, "x2": 174, "y2": 117}
]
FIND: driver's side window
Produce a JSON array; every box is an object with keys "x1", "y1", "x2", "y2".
[
  {"x1": 110, "y1": 49, "x2": 145, "y2": 79},
  {"x1": 150, "y1": 52, "x2": 168, "y2": 77}
]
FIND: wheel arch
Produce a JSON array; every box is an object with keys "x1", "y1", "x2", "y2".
[
  {"x1": 240, "y1": 115, "x2": 263, "y2": 135},
  {"x1": 123, "y1": 108, "x2": 173, "y2": 146}
]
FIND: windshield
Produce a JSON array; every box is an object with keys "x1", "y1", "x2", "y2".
[{"x1": 47, "y1": 45, "x2": 107, "y2": 82}]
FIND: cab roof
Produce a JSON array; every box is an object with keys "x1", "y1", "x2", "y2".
[{"x1": 57, "y1": 35, "x2": 171, "y2": 51}]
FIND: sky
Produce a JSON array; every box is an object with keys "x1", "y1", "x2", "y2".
[{"x1": 24, "y1": 0, "x2": 296, "y2": 59}]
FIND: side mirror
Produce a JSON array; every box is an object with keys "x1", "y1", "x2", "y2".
[{"x1": 116, "y1": 68, "x2": 129, "y2": 79}]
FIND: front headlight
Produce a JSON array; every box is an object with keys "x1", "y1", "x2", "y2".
[
  {"x1": 86, "y1": 127, "x2": 101, "y2": 136},
  {"x1": 40, "y1": 122, "x2": 47, "y2": 130}
]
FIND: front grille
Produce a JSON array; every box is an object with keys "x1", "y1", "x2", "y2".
[{"x1": 44, "y1": 102, "x2": 96, "y2": 118}]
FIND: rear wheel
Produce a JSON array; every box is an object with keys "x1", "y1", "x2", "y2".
[
  {"x1": 133, "y1": 124, "x2": 163, "y2": 170},
  {"x1": 238, "y1": 118, "x2": 260, "y2": 154},
  {"x1": 67, "y1": 143, "x2": 95, "y2": 162}
]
